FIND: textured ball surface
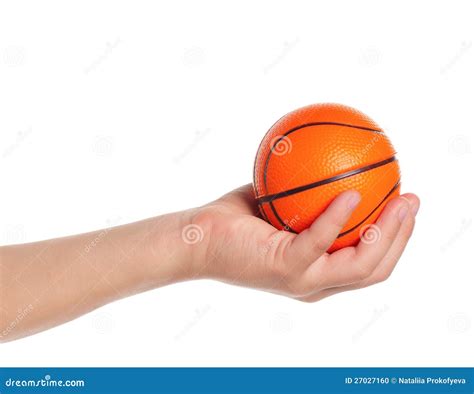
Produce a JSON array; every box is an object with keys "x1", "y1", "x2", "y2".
[{"x1": 253, "y1": 103, "x2": 401, "y2": 252}]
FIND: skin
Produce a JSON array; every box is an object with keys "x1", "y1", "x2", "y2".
[{"x1": 0, "y1": 185, "x2": 419, "y2": 342}]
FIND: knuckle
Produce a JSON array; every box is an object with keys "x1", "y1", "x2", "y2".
[
  {"x1": 312, "y1": 237, "x2": 332, "y2": 255},
  {"x1": 355, "y1": 261, "x2": 375, "y2": 280},
  {"x1": 373, "y1": 270, "x2": 392, "y2": 284},
  {"x1": 291, "y1": 278, "x2": 317, "y2": 298},
  {"x1": 332, "y1": 215, "x2": 348, "y2": 229},
  {"x1": 294, "y1": 292, "x2": 323, "y2": 303},
  {"x1": 385, "y1": 230, "x2": 398, "y2": 244},
  {"x1": 295, "y1": 296, "x2": 315, "y2": 304}
]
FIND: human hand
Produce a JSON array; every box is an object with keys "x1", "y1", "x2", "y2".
[
  {"x1": 0, "y1": 183, "x2": 419, "y2": 342},
  {"x1": 186, "y1": 184, "x2": 419, "y2": 302}
]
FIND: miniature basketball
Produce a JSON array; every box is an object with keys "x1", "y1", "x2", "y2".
[{"x1": 253, "y1": 103, "x2": 401, "y2": 252}]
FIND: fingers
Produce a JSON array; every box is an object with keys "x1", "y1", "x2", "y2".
[
  {"x1": 286, "y1": 190, "x2": 361, "y2": 267},
  {"x1": 355, "y1": 196, "x2": 410, "y2": 259},
  {"x1": 299, "y1": 212, "x2": 416, "y2": 303},
  {"x1": 297, "y1": 194, "x2": 419, "y2": 302},
  {"x1": 365, "y1": 193, "x2": 419, "y2": 283},
  {"x1": 307, "y1": 196, "x2": 411, "y2": 288}
]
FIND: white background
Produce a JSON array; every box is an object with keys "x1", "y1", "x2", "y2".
[{"x1": 1, "y1": 0, "x2": 473, "y2": 366}]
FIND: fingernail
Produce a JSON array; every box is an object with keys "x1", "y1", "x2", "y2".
[
  {"x1": 398, "y1": 205, "x2": 409, "y2": 222},
  {"x1": 347, "y1": 192, "x2": 361, "y2": 210},
  {"x1": 401, "y1": 196, "x2": 420, "y2": 216}
]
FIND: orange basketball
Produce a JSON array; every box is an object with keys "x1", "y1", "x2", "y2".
[{"x1": 253, "y1": 103, "x2": 401, "y2": 252}]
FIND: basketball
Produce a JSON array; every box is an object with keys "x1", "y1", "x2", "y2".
[{"x1": 253, "y1": 103, "x2": 401, "y2": 252}]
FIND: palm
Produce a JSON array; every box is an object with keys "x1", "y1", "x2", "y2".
[{"x1": 196, "y1": 184, "x2": 418, "y2": 302}]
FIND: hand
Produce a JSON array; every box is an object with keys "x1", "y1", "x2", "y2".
[
  {"x1": 187, "y1": 184, "x2": 419, "y2": 302},
  {"x1": 0, "y1": 183, "x2": 419, "y2": 342}
]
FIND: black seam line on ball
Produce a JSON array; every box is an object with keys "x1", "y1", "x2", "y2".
[
  {"x1": 257, "y1": 201, "x2": 296, "y2": 233},
  {"x1": 258, "y1": 202, "x2": 271, "y2": 223},
  {"x1": 337, "y1": 179, "x2": 401, "y2": 239},
  {"x1": 281, "y1": 122, "x2": 383, "y2": 137},
  {"x1": 257, "y1": 156, "x2": 397, "y2": 204},
  {"x1": 259, "y1": 179, "x2": 400, "y2": 237},
  {"x1": 261, "y1": 122, "x2": 384, "y2": 196},
  {"x1": 269, "y1": 201, "x2": 297, "y2": 233}
]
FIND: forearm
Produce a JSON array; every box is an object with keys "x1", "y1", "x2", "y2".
[{"x1": 0, "y1": 211, "x2": 194, "y2": 342}]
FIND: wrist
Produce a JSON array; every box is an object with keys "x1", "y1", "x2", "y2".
[{"x1": 144, "y1": 208, "x2": 210, "y2": 285}]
